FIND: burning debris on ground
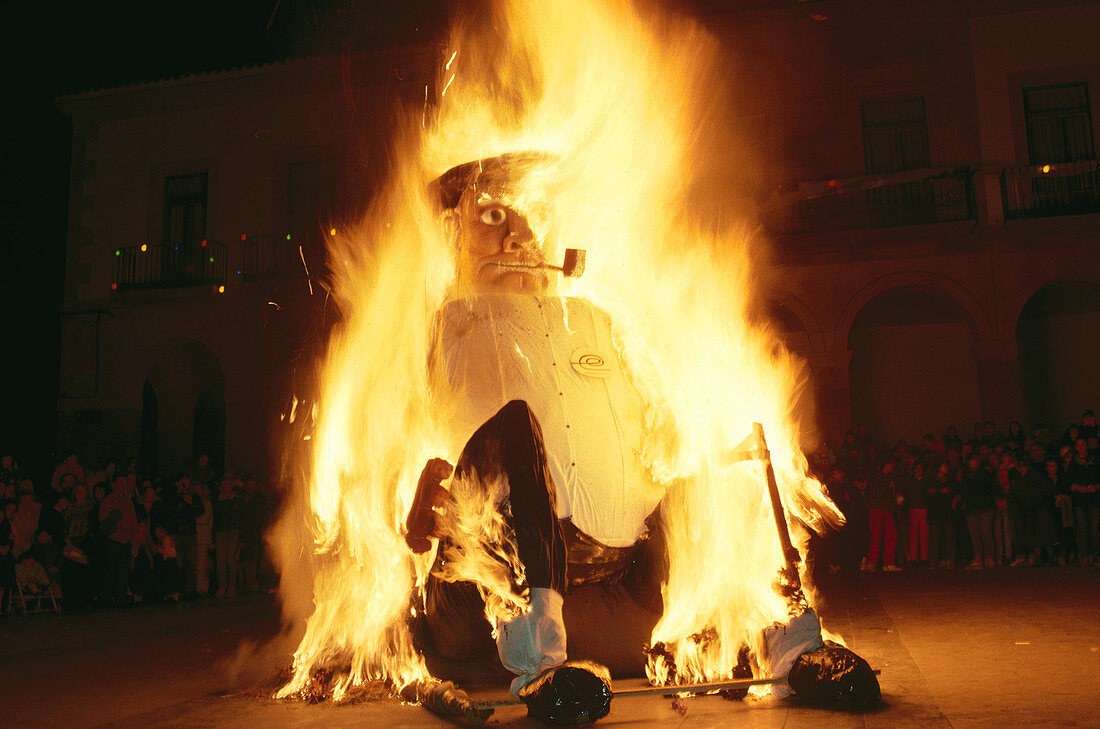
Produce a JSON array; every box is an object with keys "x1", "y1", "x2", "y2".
[{"x1": 270, "y1": 666, "x2": 395, "y2": 705}]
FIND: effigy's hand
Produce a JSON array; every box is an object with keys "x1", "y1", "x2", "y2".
[{"x1": 405, "y1": 458, "x2": 454, "y2": 554}]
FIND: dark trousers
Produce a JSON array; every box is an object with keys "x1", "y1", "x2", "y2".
[
  {"x1": 929, "y1": 521, "x2": 957, "y2": 565},
  {"x1": 966, "y1": 509, "x2": 995, "y2": 562},
  {"x1": 1015, "y1": 505, "x2": 1055, "y2": 555},
  {"x1": 173, "y1": 533, "x2": 197, "y2": 598},
  {"x1": 239, "y1": 530, "x2": 260, "y2": 590},
  {"x1": 215, "y1": 529, "x2": 239, "y2": 593},
  {"x1": 60, "y1": 559, "x2": 93, "y2": 608},
  {"x1": 99, "y1": 539, "x2": 132, "y2": 607},
  {"x1": 422, "y1": 400, "x2": 662, "y2": 675},
  {"x1": 1074, "y1": 506, "x2": 1100, "y2": 560}
]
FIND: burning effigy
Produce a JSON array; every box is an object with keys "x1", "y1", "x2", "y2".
[{"x1": 270, "y1": 0, "x2": 878, "y2": 724}]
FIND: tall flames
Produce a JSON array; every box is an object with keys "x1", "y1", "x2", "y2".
[{"x1": 271, "y1": 0, "x2": 842, "y2": 700}]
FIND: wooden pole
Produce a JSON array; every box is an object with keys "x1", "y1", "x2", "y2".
[
  {"x1": 474, "y1": 670, "x2": 881, "y2": 710},
  {"x1": 474, "y1": 675, "x2": 786, "y2": 709}
]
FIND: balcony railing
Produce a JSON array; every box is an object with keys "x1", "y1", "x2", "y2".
[
  {"x1": 773, "y1": 168, "x2": 973, "y2": 234},
  {"x1": 114, "y1": 240, "x2": 227, "y2": 291},
  {"x1": 238, "y1": 233, "x2": 327, "y2": 280},
  {"x1": 239, "y1": 234, "x2": 300, "y2": 280},
  {"x1": 1001, "y1": 159, "x2": 1100, "y2": 219}
]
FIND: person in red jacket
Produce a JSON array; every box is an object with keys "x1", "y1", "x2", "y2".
[{"x1": 98, "y1": 474, "x2": 138, "y2": 607}]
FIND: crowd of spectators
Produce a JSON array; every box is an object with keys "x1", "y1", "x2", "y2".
[
  {"x1": 811, "y1": 410, "x2": 1100, "y2": 573},
  {"x1": 4, "y1": 410, "x2": 1097, "y2": 613},
  {"x1": 0, "y1": 452, "x2": 274, "y2": 614}
]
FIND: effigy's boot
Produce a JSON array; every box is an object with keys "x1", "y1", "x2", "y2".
[
  {"x1": 763, "y1": 607, "x2": 880, "y2": 709},
  {"x1": 518, "y1": 661, "x2": 612, "y2": 726},
  {"x1": 786, "y1": 641, "x2": 880, "y2": 709}
]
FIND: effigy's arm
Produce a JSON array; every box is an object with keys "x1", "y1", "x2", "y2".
[{"x1": 404, "y1": 458, "x2": 454, "y2": 554}]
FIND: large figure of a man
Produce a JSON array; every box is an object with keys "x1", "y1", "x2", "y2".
[{"x1": 406, "y1": 154, "x2": 875, "y2": 724}]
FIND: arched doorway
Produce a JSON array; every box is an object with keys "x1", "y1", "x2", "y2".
[
  {"x1": 144, "y1": 340, "x2": 225, "y2": 478},
  {"x1": 766, "y1": 301, "x2": 814, "y2": 361},
  {"x1": 1016, "y1": 280, "x2": 1100, "y2": 430},
  {"x1": 139, "y1": 379, "x2": 159, "y2": 479},
  {"x1": 193, "y1": 382, "x2": 226, "y2": 474},
  {"x1": 765, "y1": 300, "x2": 819, "y2": 445},
  {"x1": 848, "y1": 288, "x2": 981, "y2": 444}
]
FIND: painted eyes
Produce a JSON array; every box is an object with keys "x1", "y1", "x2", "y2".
[{"x1": 479, "y1": 207, "x2": 507, "y2": 226}]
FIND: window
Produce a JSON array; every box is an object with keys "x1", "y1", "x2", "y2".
[
  {"x1": 858, "y1": 98, "x2": 948, "y2": 227},
  {"x1": 861, "y1": 98, "x2": 930, "y2": 173},
  {"x1": 163, "y1": 173, "x2": 208, "y2": 246},
  {"x1": 1024, "y1": 83, "x2": 1094, "y2": 163},
  {"x1": 287, "y1": 159, "x2": 337, "y2": 241}
]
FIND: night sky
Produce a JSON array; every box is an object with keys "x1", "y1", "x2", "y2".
[{"x1": 0, "y1": 0, "x2": 449, "y2": 483}]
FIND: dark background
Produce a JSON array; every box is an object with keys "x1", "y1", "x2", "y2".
[{"x1": 0, "y1": 0, "x2": 449, "y2": 484}]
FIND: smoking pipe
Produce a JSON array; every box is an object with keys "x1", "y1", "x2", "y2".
[{"x1": 493, "y1": 248, "x2": 586, "y2": 278}]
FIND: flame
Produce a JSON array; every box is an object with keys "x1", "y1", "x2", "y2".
[{"x1": 272, "y1": 0, "x2": 843, "y2": 700}]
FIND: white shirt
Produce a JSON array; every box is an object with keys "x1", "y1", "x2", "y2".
[{"x1": 433, "y1": 294, "x2": 663, "y2": 547}]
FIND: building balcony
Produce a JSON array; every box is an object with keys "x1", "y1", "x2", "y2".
[
  {"x1": 239, "y1": 233, "x2": 302, "y2": 280},
  {"x1": 1001, "y1": 159, "x2": 1100, "y2": 220},
  {"x1": 237, "y1": 232, "x2": 329, "y2": 281},
  {"x1": 767, "y1": 167, "x2": 974, "y2": 235},
  {"x1": 113, "y1": 240, "x2": 228, "y2": 292}
]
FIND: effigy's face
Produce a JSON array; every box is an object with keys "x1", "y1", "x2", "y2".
[{"x1": 454, "y1": 188, "x2": 551, "y2": 295}]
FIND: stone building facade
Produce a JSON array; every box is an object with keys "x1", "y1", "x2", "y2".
[{"x1": 56, "y1": 1, "x2": 1100, "y2": 477}]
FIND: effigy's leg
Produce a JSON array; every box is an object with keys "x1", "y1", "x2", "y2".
[
  {"x1": 422, "y1": 400, "x2": 565, "y2": 661},
  {"x1": 424, "y1": 400, "x2": 609, "y2": 724},
  {"x1": 452, "y1": 399, "x2": 567, "y2": 597}
]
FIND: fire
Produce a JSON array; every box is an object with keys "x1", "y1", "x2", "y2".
[{"x1": 272, "y1": 0, "x2": 843, "y2": 701}]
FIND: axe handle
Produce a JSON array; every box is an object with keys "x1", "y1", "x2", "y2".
[{"x1": 752, "y1": 423, "x2": 802, "y2": 578}]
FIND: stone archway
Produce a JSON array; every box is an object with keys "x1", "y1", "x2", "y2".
[
  {"x1": 139, "y1": 379, "x2": 158, "y2": 479},
  {"x1": 847, "y1": 287, "x2": 982, "y2": 445},
  {"x1": 834, "y1": 271, "x2": 994, "y2": 351},
  {"x1": 1016, "y1": 280, "x2": 1100, "y2": 431},
  {"x1": 193, "y1": 382, "x2": 226, "y2": 474},
  {"x1": 144, "y1": 340, "x2": 224, "y2": 478}
]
